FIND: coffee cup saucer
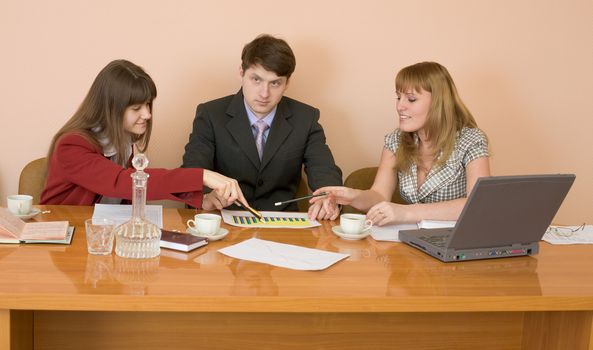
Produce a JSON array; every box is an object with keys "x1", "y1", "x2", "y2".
[
  {"x1": 331, "y1": 225, "x2": 372, "y2": 240},
  {"x1": 187, "y1": 227, "x2": 229, "y2": 241},
  {"x1": 14, "y1": 208, "x2": 42, "y2": 220}
]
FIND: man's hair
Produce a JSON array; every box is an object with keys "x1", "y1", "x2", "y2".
[{"x1": 241, "y1": 34, "x2": 296, "y2": 78}]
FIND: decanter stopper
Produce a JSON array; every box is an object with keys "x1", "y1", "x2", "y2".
[{"x1": 132, "y1": 153, "x2": 149, "y2": 171}]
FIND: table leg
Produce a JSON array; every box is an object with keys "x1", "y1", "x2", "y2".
[{"x1": 0, "y1": 309, "x2": 33, "y2": 350}]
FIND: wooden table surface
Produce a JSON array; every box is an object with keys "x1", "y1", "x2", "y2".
[
  {"x1": 1, "y1": 205, "x2": 593, "y2": 312},
  {"x1": 1, "y1": 205, "x2": 592, "y2": 349}
]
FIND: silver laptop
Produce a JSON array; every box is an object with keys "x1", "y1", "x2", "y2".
[{"x1": 399, "y1": 174, "x2": 575, "y2": 262}]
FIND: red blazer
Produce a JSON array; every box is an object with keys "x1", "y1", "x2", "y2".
[{"x1": 40, "y1": 133, "x2": 204, "y2": 207}]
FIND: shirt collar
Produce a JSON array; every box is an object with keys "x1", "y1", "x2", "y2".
[
  {"x1": 91, "y1": 126, "x2": 131, "y2": 160},
  {"x1": 243, "y1": 100, "x2": 276, "y2": 127}
]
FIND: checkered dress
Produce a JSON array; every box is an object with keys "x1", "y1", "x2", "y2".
[{"x1": 384, "y1": 127, "x2": 489, "y2": 204}]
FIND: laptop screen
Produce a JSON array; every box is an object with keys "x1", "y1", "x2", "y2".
[{"x1": 447, "y1": 174, "x2": 575, "y2": 249}]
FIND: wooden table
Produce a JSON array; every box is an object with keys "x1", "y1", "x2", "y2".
[{"x1": 1, "y1": 205, "x2": 592, "y2": 349}]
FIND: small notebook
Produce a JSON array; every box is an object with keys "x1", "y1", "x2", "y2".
[{"x1": 160, "y1": 230, "x2": 208, "y2": 252}]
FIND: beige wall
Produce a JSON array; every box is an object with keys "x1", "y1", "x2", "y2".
[{"x1": 1, "y1": 0, "x2": 591, "y2": 223}]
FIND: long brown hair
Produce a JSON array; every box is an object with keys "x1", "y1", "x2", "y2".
[
  {"x1": 47, "y1": 59, "x2": 156, "y2": 167},
  {"x1": 394, "y1": 62, "x2": 478, "y2": 173}
]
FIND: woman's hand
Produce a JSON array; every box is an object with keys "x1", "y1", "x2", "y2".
[
  {"x1": 310, "y1": 186, "x2": 361, "y2": 217},
  {"x1": 366, "y1": 201, "x2": 409, "y2": 226},
  {"x1": 310, "y1": 186, "x2": 360, "y2": 206},
  {"x1": 203, "y1": 170, "x2": 247, "y2": 207}
]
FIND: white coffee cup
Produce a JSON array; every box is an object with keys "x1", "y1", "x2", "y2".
[
  {"x1": 7, "y1": 194, "x2": 33, "y2": 215},
  {"x1": 340, "y1": 213, "x2": 373, "y2": 235},
  {"x1": 187, "y1": 213, "x2": 222, "y2": 236}
]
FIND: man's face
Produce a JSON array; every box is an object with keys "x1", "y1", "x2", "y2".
[{"x1": 240, "y1": 64, "x2": 289, "y2": 118}]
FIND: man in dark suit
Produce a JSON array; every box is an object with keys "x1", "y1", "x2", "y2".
[{"x1": 182, "y1": 34, "x2": 342, "y2": 219}]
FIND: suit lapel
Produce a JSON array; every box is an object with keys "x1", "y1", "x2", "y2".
[
  {"x1": 225, "y1": 91, "x2": 261, "y2": 168},
  {"x1": 261, "y1": 99, "x2": 293, "y2": 170}
]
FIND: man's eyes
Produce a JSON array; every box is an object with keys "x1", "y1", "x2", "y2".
[{"x1": 250, "y1": 77, "x2": 283, "y2": 87}]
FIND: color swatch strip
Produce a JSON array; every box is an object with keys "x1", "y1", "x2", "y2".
[{"x1": 231, "y1": 215, "x2": 310, "y2": 227}]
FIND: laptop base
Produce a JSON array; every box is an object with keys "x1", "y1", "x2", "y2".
[{"x1": 403, "y1": 235, "x2": 539, "y2": 262}]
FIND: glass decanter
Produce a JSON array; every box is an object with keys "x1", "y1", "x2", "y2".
[{"x1": 114, "y1": 153, "x2": 161, "y2": 259}]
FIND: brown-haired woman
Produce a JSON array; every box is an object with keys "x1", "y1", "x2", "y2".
[
  {"x1": 41, "y1": 59, "x2": 246, "y2": 207},
  {"x1": 311, "y1": 62, "x2": 491, "y2": 225}
]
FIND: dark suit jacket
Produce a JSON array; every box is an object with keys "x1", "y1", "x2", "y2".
[{"x1": 182, "y1": 90, "x2": 342, "y2": 211}]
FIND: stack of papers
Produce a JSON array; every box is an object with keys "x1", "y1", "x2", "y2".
[
  {"x1": 371, "y1": 220, "x2": 456, "y2": 242},
  {"x1": 417, "y1": 219, "x2": 457, "y2": 229},
  {"x1": 92, "y1": 204, "x2": 163, "y2": 227}
]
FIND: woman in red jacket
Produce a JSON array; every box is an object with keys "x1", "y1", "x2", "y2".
[{"x1": 40, "y1": 59, "x2": 245, "y2": 208}]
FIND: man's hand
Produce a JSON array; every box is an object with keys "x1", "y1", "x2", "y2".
[{"x1": 308, "y1": 198, "x2": 340, "y2": 220}]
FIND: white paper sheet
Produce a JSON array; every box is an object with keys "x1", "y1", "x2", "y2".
[
  {"x1": 92, "y1": 204, "x2": 163, "y2": 228},
  {"x1": 218, "y1": 238, "x2": 349, "y2": 270},
  {"x1": 542, "y1": 225, "x2": 593, "y2": 244},
  {"x1": 221, "y1": 209, "x2": 320, "y2": 228}
]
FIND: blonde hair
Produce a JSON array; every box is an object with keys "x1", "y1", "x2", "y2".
[
  {"x1": 47, "y1": 59, "x2": 156, "y2": 167},
  {"x1": 394, "y1": 62, "x2": 478, "y2": 173}
]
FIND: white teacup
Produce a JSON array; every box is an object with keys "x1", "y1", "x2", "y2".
[
  {"x1": 7, "y1": 194, "x2": 33, "y2": 215},
  {"x1": 187, "y1": 213, "x2": 222, "y2": 236},
  {"x1": 340, "y1": 213, "x2": 373, "y2": 235}
]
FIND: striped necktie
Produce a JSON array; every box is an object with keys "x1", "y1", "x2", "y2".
[{"x1": 254, "y1": 119, "x2": 269, "y2": 160}]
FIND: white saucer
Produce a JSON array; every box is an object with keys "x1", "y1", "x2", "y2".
[
  {"x1": 331, "y1": 225, "x2": 371, "y2": 240},
  {"x1": 187, "y1": 227, "x2": 229, "y2": 241},
  {"x1": 14, "y1": 208, "x2": 42, "y2": 220}
]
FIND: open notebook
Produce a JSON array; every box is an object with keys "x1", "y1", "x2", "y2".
[{"x1": 0, "y1": 207, "x2": 73, "y2": 244}]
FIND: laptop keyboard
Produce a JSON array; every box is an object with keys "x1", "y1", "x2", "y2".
[{"x1": 419, "y1": 235, "x2": 448, "y2": 248}]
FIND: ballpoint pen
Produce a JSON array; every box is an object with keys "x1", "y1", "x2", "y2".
[
  {"x1": 274, "y1": 192, "x2": 328, "y2": 206},
  {"x1": 235, "y1": 201, "x2": 263, "y2": 221}
]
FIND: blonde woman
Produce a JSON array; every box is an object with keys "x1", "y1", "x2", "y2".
[{"x1": 311, "y1": 62, "x2": 490, "y2": 225}]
